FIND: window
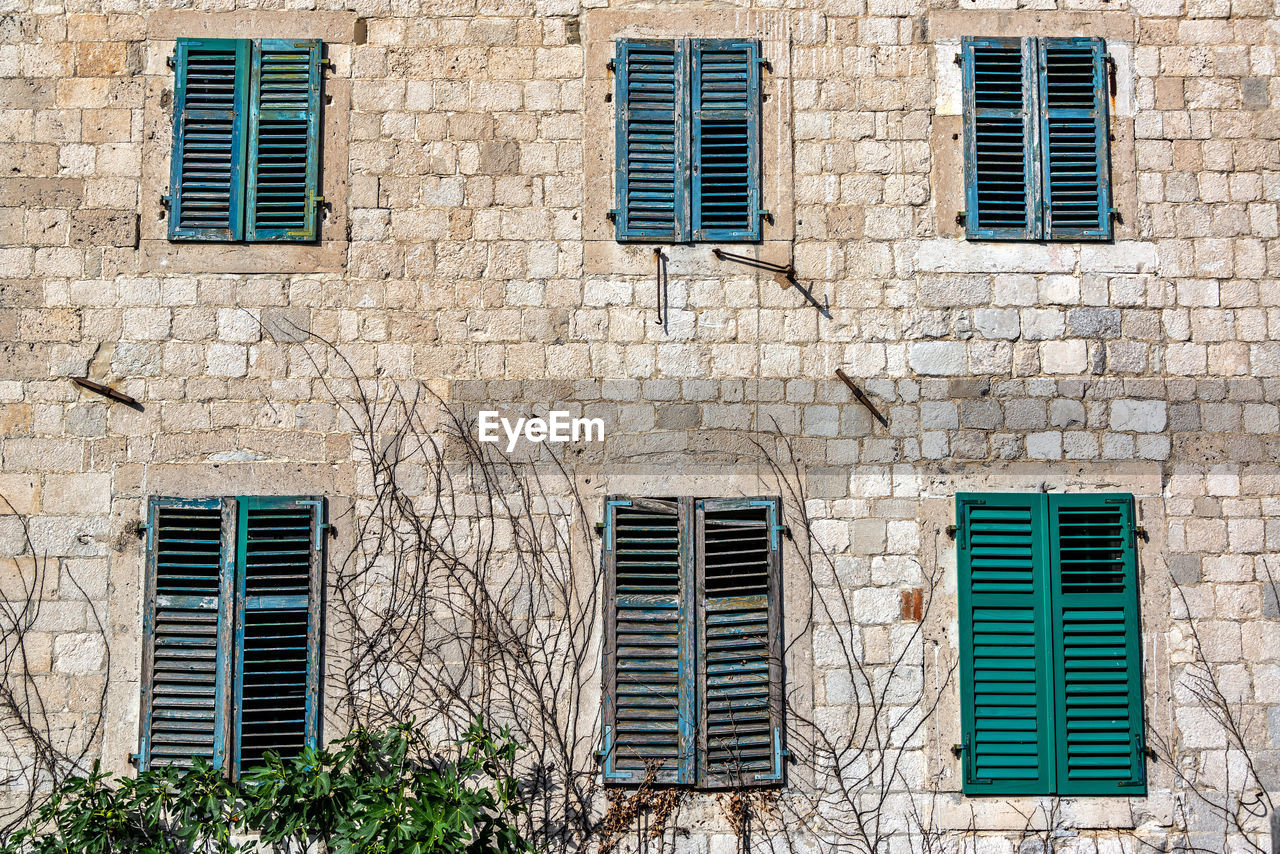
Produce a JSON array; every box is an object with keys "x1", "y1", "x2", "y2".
[
  {"x1": 601, "y1": 496, "x2": 783, "y2": 788},
  {"x1": 955, "y1": 493, "x2": 1145, "y2": 796},
  {"x1": 961, "y1": 37, "x2": 1113, "y2": 241},
  {"x1": 612, "y1": 39, "x2": 764, "y2": 243},
  {"x1": 140, "y1": 496, "x2": 325, "y2": 777},
  {"x1": 166, "y1": 38, "x2": 323, "y2": 242}
]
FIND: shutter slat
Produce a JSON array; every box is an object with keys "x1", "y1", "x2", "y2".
[
  {"x1": 1049, "y1": 495, "x2": 1144, "y2": 794},
  {"x1": 963, "y1": 38, "x2": 1037, "y2": 239},
  {"x1": 696, "y1": 498, "x2": 782, "y2": 788},
  {"x1": 142, "y1": 499, "x2": 232, "y2": 770},
  {"x1": 957, "y1": 494, "x2": 1053, "y2": 794},
  {"x1": 1040, "y1": 38, "x2": 1112, "y2": 240},
  {"x1": 168, "y1": 39, "x2": 248, "y2": 240},
  {"x1": 247, "y1": 39, "x2": 322, "y2": 241},
  {"x1": 691, "y1": 40, "x2": 761, "y2": 242},
  {"x1": 616, "y1": 41, "x2": 687, "y2": 242},
  {"x1": 603, "y1": 498, "x2": 694, "y2": 783}
]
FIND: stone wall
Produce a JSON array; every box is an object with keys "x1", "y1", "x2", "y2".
[{"x1": 0, "y1": 0, "x2": 1278, "y2": 849}]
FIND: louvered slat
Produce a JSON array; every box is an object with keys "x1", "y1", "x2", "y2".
[
  {"x1": 1049, "y1": 495, "x2": 1143, "y2": 794},
  {"x1": 957, "y1": 494, "x2": 1052, "y2": 793},
  {"x1": 697, "y1": 498, "x2": 781, "y2": 787},
  {"x1": 234, "y1": 497, "x2": 321, "y2": 775},
  {"x1": 963, "y1": 38, "x2": 1036, "y2": 239},
  {"x1": 247, "y1": 40, "x2": 322, "y2": 241},
  {"x1": 616, "y1": 41, "x2": 686, "y2": 242},
  {"x1": 143, "y1": 500, "x2": 231, "y2": 769},
  {"x1": 169, "y1": 39, "x2": 248, "y2": 240},
  {"x1": 1039, "y1": 38, "x2": 1111, "y2": 239},
  {"x1": 604, "y1": 498, "x2": 692, "y2": 783},
  {"x1": 691, "y1": 41, "x2": 760, "y2": 241}
]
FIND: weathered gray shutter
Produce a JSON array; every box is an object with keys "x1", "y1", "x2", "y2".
[
  {"x1": 232, "y1": 496, "x2": 324, "y2": 776},
  {"x1": 695, "y1": 497, "x2": 783, "y2": 787},
  {"x1": 140, "y1": 498, "x2": 234, "y2": 770},
  {"x1": 601, "y1": 497, "x2": 695, "y2": 784}
]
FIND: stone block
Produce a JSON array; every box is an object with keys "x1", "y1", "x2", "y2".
[{"x1": 1110, "y1": 399, "x2": 1168, "y2": 432}]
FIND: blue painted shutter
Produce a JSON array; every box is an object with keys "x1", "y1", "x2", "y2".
[
  {"x1": 246, "y1": 39, "x2": 323, "y2": 241},
  {"x1": 1038, "y1": 38, "x2": 1112, "y2": 240},
  {"x1": 614, "y1": 40, "x2": 689, "y2": 242},
  {"x1": 691, "y1": 40, "x2": 762, "y2": 242},
  {"x1": 601, "y1": 497, "x2": 695, "y2": 784},
  {"x1": 168, "y1": 39, "x2": 249, "y2": 241},
  {"x1": 1048, "y1": 494, "x2": 1144, "y2": 794},
  {"x1": 233, "y1": 496, "x2": 323, "y2": 776},
  {"x1": 956, "y1": 493, "x2": 1053, "y2": 794},
  {"x1": 141, "y1": 498, "x2": 233, "y2": 770},
  {"x1": 962, "y1": 38, "x2": 1037, "y2": 240},
  {"x1": 695, "y1": 498, "x2": 783, "y2": 787}
]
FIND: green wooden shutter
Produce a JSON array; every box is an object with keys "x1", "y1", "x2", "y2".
[
  {"x1": 614, "y1": 40, "x2": 689, "y2": 242},
  {"x1": 690, "y1": 40, "x2": 762, "y2": 242},
  {"x1": 232, "y1": 496, "x2": 324, "y2": 776},
  {"x1": 601, "y1": 497, "x2": 695, "y2": 784},
  {"x1": 1038, "y1": 38, "x2": 1112, "y2": 240},
  {"x1": 956, "y1": 493, "x2": 1053, "y2": 794},
  {"x1": 1048, "y1": 494, "x2": 1144, "y2": 794},
  {"x1": 695, "y1": 497, "x2": 783, "y2": 787},
  {"x1": 141, "y1": 498, "x2": 234, "y2": 770},
  {"x1": 246, "y1": 39, "x2": 323, "y2": 241},
  {"x1": 962, "y1": 37, "x2": 1038, "y2": 240},
  {"x1": 168, "y1": 38, "x2": 249, "y2": 241}
]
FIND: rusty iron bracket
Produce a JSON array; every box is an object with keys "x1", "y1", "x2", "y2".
[
  {"x1": 834, "y1": 369, "x2": 888, "y2": 428},
  {"x1": 654, "y1": 248, "x2": 669, "y2": 332},
  {"x1": 712, "y1": 247, "x2": 794, "y2": 286},
  {"x1": 71, "y1": 376, "x2": 143, "y2": 410}
]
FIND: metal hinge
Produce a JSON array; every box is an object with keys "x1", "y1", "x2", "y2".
[
  {"x1": 160, "y1": 194, "x2": 171, "y2": 210},
  {"x1": 135, "y1": 522, "x2": 150, "y2": 539},
  {"x1": 752, "y1": 727, "x2": 786, "y2": 782},
  {"x1": 166, "y1": 55, "x2": 175, "y2": 69},
  {"x1": 757, "y1": 208, "x2": 773, "y2": 225},
  {"x1": 757, "y1": 57, "x2": 772, "y2": 73},
  {"x1": 955, "y1": 210, "x2": 966, "y2": 226},
  {"x1": 606, "y1": 59, "x2": 616, "y2": 72},
  {"x1": 602, "y1": 499, "x2": 630, "y2": 551},
  {"x1": 1109, "y1": 206, "x2": 1123, "y2": 225},
  {"x1": 607, "y1": 209, "x2": 618, "y2": 222}
]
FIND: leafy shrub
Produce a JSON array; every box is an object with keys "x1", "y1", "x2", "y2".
[{"x1": 1, "y1": 720, "x2": 531, "y2": 854}]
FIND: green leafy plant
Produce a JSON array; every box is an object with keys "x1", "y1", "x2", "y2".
[{"x1": 1, "y1": 720, "x2": 532, "y2": 854}]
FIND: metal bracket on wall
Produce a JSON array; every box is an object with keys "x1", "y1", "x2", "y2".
[
  {"x1": 70, "y1": 376, "x2": 143, "y2": 411},
  {"x1": 834, "y1": 369, "x2": 888, "y2": 428},
  {"x1": 654, "y1": 248, "x2": 669, "y2": 333},
  {"x1": 711, "y1": 248, "x2": 831, "y2": 318}
]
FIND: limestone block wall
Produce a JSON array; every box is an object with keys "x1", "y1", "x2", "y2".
[{"x1": 0, "y1": 0, "x2": 1277, "y2": 849}]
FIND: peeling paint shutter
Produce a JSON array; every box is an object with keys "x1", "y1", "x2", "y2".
[
  {"x1": 141, "y1": 498, "x2": 234, "y2": 770},
  {"x1": 962, "y1": 37, "x2": 1037, "y2": 240},
  {"x1": 1039, "y1": 38, "x2": 1112, "y2": 240},
  {"x1": 1048, "y1": 494, "x2": 1144, "y2": 794},
  {"x1": 956, "y1": 493, "x2": 1053, "y2": 794},
  {"x1": 601, "y1": 497, "x2": 695, "y2": 784},
  {"x1": 614, "y1": 40, "x2": 688, "y2": 242},
  {"x1": 246, "y1": 39, "x2": 323, "y2": 241},
  {"x1": 233, "y1": 496, "x2": 323, "y2": 776},
  {"x1": 691, "y1": 40, "x2": 761, "y2": 242},
  {"x1": 695, "y1": 498, "x2": 783, "y2": 787},
  {"x1": 168, "y1": 39, "x2": 249, "y2": 241}
]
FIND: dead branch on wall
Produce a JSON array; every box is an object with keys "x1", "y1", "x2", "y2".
[{"x1": 0, "y1": 499, "x2": 109, "y2": 839}]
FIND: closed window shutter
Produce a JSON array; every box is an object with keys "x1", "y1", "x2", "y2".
[
  {"x1": 614, "y1": 40, "x2": 689, "y2": 242},
  {"x1": 695, "y1": 498, "x2": 783, "y2": 787},
  {"x1": 141, "y1": 498, "x2": 234, "y2": 770},
  {"x1": 691, "y1": 40, "x2": 761, "y2": 242},
  {"x1": 168, "y1": 39, "x2": 249, "y2": 241},
  {"x1": 962, "y1": 38, "x2": 1038, "y2": 240},
  {"x1": 246, "y1": 39, "x2": 323, "y2": 241},
  {"x1": 1039, "y1": 38, "x2": 1112, "y2": 240},
  {"x1": 601, "y1": 497, "x2": 695, "y2": 784},
  {"x1": 1047, "y1": 494, "x2": 1145, "y2": 795},
  {"x1": 233, "y1": 496, "x2": 323, "y2": 776},
  {"x1": 956, "y1": 493, "x2": 1053, "y2": 794}
]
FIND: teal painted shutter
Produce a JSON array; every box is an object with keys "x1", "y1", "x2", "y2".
[
  {"x1": 956, "y1": 493, "x2": 1053, "y2": 794},
  {"x1": 601, "y1": 497, "x2": 695, "y2": 784},
  {"x1": 695, "y1": 498, "x2": 783, "y2": 787},
  {"x1": 1038, "y1": 38, "x2": 1112, "y2": 240},
  {"x1": 168, "y1": 38, "x2": 249, "y2": 241},
  {"x1": 1048, "y1": 494, "x2": 1145, "y2": 794},
  {"x1": 962, "y1": 37, "x2": 1038, "y2": 240},
  {"x1": 232, "y1": 496, "x2": 323, "y2": 776},
  {"x1": 246, "y1": 39, "x2": 323, "y2": 241},
  {"x1": 690, "y1": 40, "x2": 762, "y2": 242},
  {"x1": 614, "y1": 40, "x2": 689, "y2": 242},
  {"x1": 141, "y1": 498, "x2": 233, "y2": 770}
]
